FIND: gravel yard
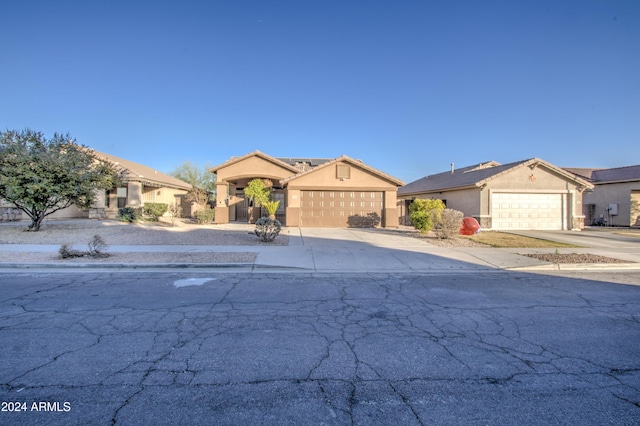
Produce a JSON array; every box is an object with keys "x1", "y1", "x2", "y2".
[
  {"x1": 0, "y1": 219, "x2": 634, "y2": 266},
  {"x1": 0, "y1": 218, "x2": 288, "y2": 246},
  {"x1": 0, "y1": 219, "x2": 282, "y2": 264},
  {"x1": 0, "y1": 250, "x2": 257, "y2": 264}
]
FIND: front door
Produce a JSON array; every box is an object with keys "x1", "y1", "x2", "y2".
[{"x1": 235, "y1": 196, "x2": 248, "y2": 222}]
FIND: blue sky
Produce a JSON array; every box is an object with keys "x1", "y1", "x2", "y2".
[{"x1": 1, "y1": 0, "x2": 638, "y2": 183}]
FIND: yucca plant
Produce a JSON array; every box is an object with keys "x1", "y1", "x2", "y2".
[{"x1": 262, "y1": 200, "x2": 280, "y2": 219}]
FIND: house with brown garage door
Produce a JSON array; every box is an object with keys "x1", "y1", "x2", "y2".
[
  {"x1": 564, "y1": 164, "x2": 640, "y2": 227},
  {"x1": 210, "y1": 151, "x2": 405, "y2": 228},
  {"x1": 398, "y1": 158, "x2": 594, "y2": 231}
]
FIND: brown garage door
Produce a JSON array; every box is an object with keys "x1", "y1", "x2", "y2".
[{"x1": 300, "y1": 190, "x2": 383, "y2": 227}]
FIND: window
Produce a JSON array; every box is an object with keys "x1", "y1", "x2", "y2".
[
  {"x1": 336, "y1": 164, "x2": 351, "y2": 179},
  {"x1": 117, "y1": 187, "x2": 127, "y2": 208}
]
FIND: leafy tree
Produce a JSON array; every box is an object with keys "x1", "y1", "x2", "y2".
[
  {"x1": 0, "y1": 129, "x2": 122, "y2": 231},
  {"x1": 169, "y1": 161, "x2": 216, "y2": 205},
  {"x1": 409, "y1": 198, "x2": 446, "y2": 233},
  {"x1": 244, "y1": 178, "x2": 270, "y2": 207}
]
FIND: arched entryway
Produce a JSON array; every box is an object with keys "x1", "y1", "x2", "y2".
[{"x1": 210, "y1": 151, "x2": 300, "y2": 225}]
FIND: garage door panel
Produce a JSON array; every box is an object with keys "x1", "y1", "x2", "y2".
[
  {"x1": 300, "y1": 190, "x2": 383, "y2": 227},
  {"x1": 492, "y1": 193, "x2": 563, "y2": 230}
]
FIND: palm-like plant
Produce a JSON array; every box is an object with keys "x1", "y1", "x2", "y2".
[{"x1": 262, "y1": 200, "x2": 280, "y2": 219}]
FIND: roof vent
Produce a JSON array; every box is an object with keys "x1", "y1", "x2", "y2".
[{"x1": 451, "y1": 163, "x2": 455, "y2": 174}]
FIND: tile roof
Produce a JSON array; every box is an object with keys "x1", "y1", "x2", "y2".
[
  {"x1": 592, "y1": 165, "x2": 640, "y2": 183},
  {"x1": 562, "y1": 168, "x2": 603, "y2": 181},
  {"x1": 92, "y1": 150, "x2": 192, "y2": 190},
  {"x1": 563, "y1": 164, "x2": 640, "y2": 183}
]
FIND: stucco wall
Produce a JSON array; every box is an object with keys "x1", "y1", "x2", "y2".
[
  {"x1": 483, "y1": 165, "x2": 586, "y2": 230},
  {"x1": 216, "y1": 157, "x2": 295, "y2": 182},
  {"x1": 142, "y1": 186, "x2": 188, "y2": 206},
  {"x1": 631, "y1": 190, "x2": 640, "y2": 227},
  {"x1": 286, "y1": 161, "x2": 400, "y2": 227},
  {"x1": 583, "y1": 182, "x2": 640, "y2": 227},
  {"x1": 397, "y1": 189, "x2": 480, "y2": 226},
  {"x1": 286, "y1": 161, "x2": 398, "y2": 191},
  {"x1": 486, "y1": 164, "x2": 580, "y2": 192}
]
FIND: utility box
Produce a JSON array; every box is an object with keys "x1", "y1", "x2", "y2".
[{"x1": 608, "y1": 203, "x2": 618, "y2": 216}]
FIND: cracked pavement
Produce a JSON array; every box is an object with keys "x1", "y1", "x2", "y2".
[{"x1": 1, "y1": 271, "x2": 639, "y2": 425}]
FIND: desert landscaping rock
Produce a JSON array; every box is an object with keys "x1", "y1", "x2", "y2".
[{"x1": 522, "y1": 253, "x2": 631, "y2": 264}]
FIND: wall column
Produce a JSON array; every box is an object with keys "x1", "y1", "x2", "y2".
[
  {"x1": 383, "y1": 190, "x2": 399, "y2": 228},
  {"x1": 214, "y1": 182, "x2": 229, "y2": 224},
  {"x1": 128, "y1": 182, "x2": 143, "y2": 207}
]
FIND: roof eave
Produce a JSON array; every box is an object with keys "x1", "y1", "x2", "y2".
[
  {"x1": 398, "y1": 184, "x2": 479, "y2": 197},
  {"x1": 593, "y1": 178, "x2": 640, "y2": 185},
  {"x1": 210, "y1": 150, "x2": 300, "y2": 174}
]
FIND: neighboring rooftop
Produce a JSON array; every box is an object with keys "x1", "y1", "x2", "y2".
[
  {"x1": 92, "y1": 150, "x2": 192, "y2": 190},
  {"x1": 564, "y1": 164, "x2": 640, "y2": 183},
  {"x1": 399, "y1": 160, "x2": 518, "y2": 195},
  {"x1": 400, "y1": 158, "x2": 592, "y2": 196}
]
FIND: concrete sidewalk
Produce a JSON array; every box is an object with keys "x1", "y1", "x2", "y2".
[{"x1": 1, "y1": 226, "x2": 639, "y2": 272}]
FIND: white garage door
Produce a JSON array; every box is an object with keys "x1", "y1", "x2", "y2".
[{"x1": 491, "y1": 193, "x2": 563, "y2": 230}]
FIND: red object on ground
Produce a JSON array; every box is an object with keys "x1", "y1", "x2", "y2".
[{"x1": 460, "y1": 217, "x2": 481, "y2": 235}]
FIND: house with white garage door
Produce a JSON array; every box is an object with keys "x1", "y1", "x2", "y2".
[{"x1": 398, "y1": 158, "x2": 594, "y2": 231}]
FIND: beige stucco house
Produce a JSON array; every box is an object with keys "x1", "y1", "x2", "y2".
[
  {"x1": 1, "y1": 150, "x2": 192, "y2": 221},
  {"x1": 92, "y1": 151, "x2": 192, "y2": 219},
  {"x1": 564, "y1": 165, "x2": 640, "y2": 227},
  {"x1": 210, "y1": 151, "x2": 405, "y2": 228},
  {"x1": 398, "y1": 158, "x2": 594, "y2": 231}
]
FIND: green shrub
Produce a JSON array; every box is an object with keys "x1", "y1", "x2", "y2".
[
  {"x1": 118, "y1": 207, "x2": 142, "y2": 223},
  {"x1": 254, "y1": 217, "x2": 281, "y2": 242},
  {"x1": 194, "y1": 207, "x2": 215, "y2": 224},
  {"x1": 409, "y1": 199, "x2": 446, "y2": 233},
  {"x1": 142, "y1": 203, "x2": 168, "y2": 221}
]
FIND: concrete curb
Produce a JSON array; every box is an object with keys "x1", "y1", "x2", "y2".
[
  {"x1": 507, "y1": 262, "x2": 640, "y2": 271},
  {"x1": 0, "y1": 262, "x2": 316, "y2": 271},
  {"x1": 1, "y1": 261, "x2": 638, "y2": 272}
]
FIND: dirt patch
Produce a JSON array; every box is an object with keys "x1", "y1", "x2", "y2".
[{"x1": 522, "y1": 253, "x2": 631, "y2": 264}]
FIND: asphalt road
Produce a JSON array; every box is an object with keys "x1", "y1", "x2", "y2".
[{"x1": 1, "y1": 271, "x2": 639, "y2": 425}]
